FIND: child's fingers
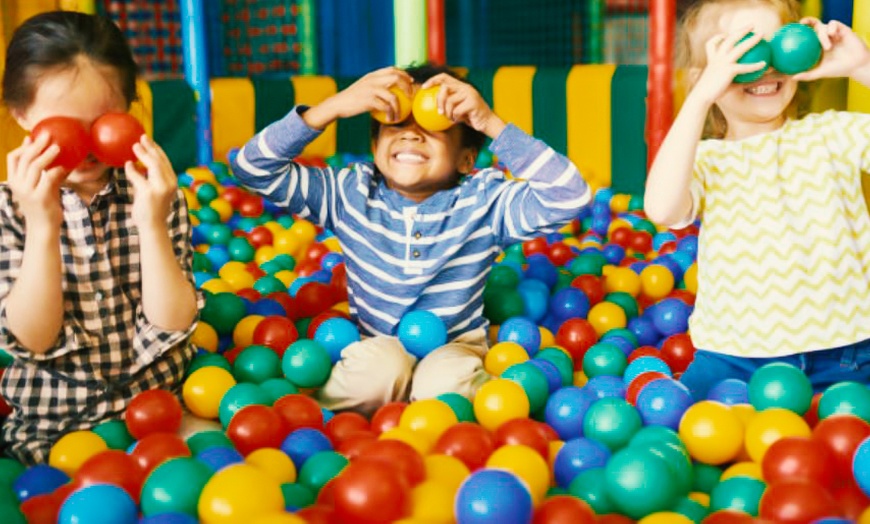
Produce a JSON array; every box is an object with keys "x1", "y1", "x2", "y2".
[
  {"x1": 40, "y1": 166, "x2": 67, "y2": 191},
  {"x1": 735, "y1": 61, "x2": 768, "y2": 75},
  {"x1": 705, "y1": 34, "x2": 727, "y2": 58},
  {"x1": 124, "y1": 160, "x2": 147, "y2": 188},
  {"x1": 23, "y1": 144, "x2": 60, "y2": 189},
  {"x1": 421, "y1": 73, "x2": 454, "y2": 90},
  {"x1": 726, "y1": 31, "x2": 764, "y2": 62}
]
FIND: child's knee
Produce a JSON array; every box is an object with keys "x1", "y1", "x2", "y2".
[{"x1": 411, "y1": 344, "x2": 490, "y2": 401}]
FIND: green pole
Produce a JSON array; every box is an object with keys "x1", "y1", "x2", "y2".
[
  {"x1": 298, "y1": 0, "x2": 318, "y2": 74},
  {"x1": 394, "y1": 0, "x2": 428, "y2": 67}
]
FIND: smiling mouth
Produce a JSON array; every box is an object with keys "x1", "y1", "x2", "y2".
[
  {"x1": 745, "y1": 81, "x2": 782, "y2": 96},
  {"x1": 393, "y1": 152, "x2": 427, "y2": 164}
]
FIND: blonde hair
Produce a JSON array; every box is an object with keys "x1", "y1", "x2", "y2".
[{"x1": 676, "y1": 0, "x2": 804, "y2": 138}]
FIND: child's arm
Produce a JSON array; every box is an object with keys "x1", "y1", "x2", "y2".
[
  {"x1": 793, "y1": 19, "x2": 870, "y2": 87},
  {"x1": 126, "y1": 136, "x2": 198, "y2": 332},
  {"x1": 2, "y1": 134, "x2": 67, "y2": 354},
  {"x1": 645, "y1": 29, "x2": 766, "y2": 226}
]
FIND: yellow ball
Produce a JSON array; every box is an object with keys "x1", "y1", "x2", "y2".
[
  {"x1": 412, "y1": 86, "x2": 454, "y2": 131},
  {"x1": 188, "y1": 166, "x2": 217, "y2": 183},
  {"x1": 245, "y1": 448, "x2": 297, "y2": 484},
  {"x1": 688, "y1": 491, "x2": 710, "y2": 507},
  {"x1": 678, "y1": 401, "x2": 744, "y2": 465},
  {"x1": 273, "y1": 270, "x2": 298, "y2": 288},
  {"x1": 721, "y1": 461, "x2": 763, "y2": 481},
  {"x1": 210, "y1": 199, "x2": 234, "y2": 222},
  {"x1": 604, "y1": 266, "x2": 642, "y2": 296},
  {"x1": 182, "y1": 187, "x2": 199, "y2": 211},
  {"x1": 371, "y1": 85, "x2": 413, "y2": 124},
  {"x1": 49, "y1": 431, "x2": 108, "y2": 476},
  {"x1": 410, "y1": 480, "x2": 455, "y2": 524},
  {"x1": 250, "y1": 513, "x2": 306, "y2": 524},
  {"x1": 638, "y1": 513, "x2": 693, "y2": 524},
  {"x1": 640, "y1": 264, "x2": 676, "y2": 300},
  {"x1": 860, "y1": 506, "x2": 870, "y2": 524},
  {"x1": 191, "y1": 322, "x2": 219, "y2": 353},
  {"x1": 538, "y1": 327, "x2": 555, "y2": 348},
  {"x1": 263, "y1": 222, "x2": 284, "y2": 235},
  {"x1": 331, "y1": 301, "x2": 350, "y2": 315},
  {"x1": 586, "y1": 301, "x2": 628, "y2": 336},
  {"x1": 272, "y1": 230, "x2": 302, "y2": 257},
  {"x1": 744, "y1": 407, "x2": 811, "y2": 464},
  {"x1": 288, "y1": 220, "x2": 317, "y2": 247},
  {"x1": 198, "y1": 464, "x2": 284, "y2": 524},
  {"x1": 379, "y1": 427, "x2": 432, "y2": 455},
  {"x1": 610, "y1": 194, "x2": 632, "y2": 214},
  {"x1": 201, "y1": 278, "x2": 234, "y2": 295},
  {"x1": 424, "y1": 454, "x2": 470, "y2": 493},
  {"x1": 684, "y1": 263, "x2": 698, "y2": 294},
  {"x1": 233, "y1": 315, "x2": 265, "y2": 349},
  {"x1": 399, "y1": 398, "x2": 459, "y2": 444},
  {"x1": 183, "y1": 367, "x2": 237, "y2": 419},
  {"x1": 222, "y1": 270, "x2": 256, "y2": 292},
  {"x1": 484, "y1": 341, "x2": 530, "y2": 376},
  {"x1": 485, "y1": 444, "x2": 550, "y2": 505},
  {"x1": 574, "y1": 371, "x2": 588, "y2": 387},
  {"x1": 322, "y1": 237, "x2": 342, "y2": 253},
  {"x1": 472, "y1": 379, "x2": 530, "y2": 431},
  {"x1": 255, "y1": 246, "x2": 278, "y2": 266},
  {"x1": 218, "y1": 261, "x2": 248, "y2": 279}
]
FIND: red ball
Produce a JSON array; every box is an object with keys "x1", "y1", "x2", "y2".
[
  {"x1": 803, "y1": 392, "x2": 822, "y2": 428},
  {"x1": 295, "y1": 504, "x2": 338, "y2": 524},
  {"x1": 523, "y1": 237, "x2": 548, "y2": 257},
  {"x1": 547, "y1": 242, "x2": 576, "y2": 267},
  {"x1": 130, "y1": 432, "x2": 190, "y2": 475},
  {"x1": 555, "y1": 318, "x2": 599, "y2": 369},
  {"x1": 266, "y1": 291, "x2": 299, "y2": 320},
  {"x1": 90, "y1": 112, "x2": 145, "y2": 167},
  {"x1": 295, "y1": 260, "x2": 322, "y2": 278},
  {"x1": 609, "y1": 227, "x2": 633, "y2": 248},
  {"x1": 356, "y1": 439, "x2": 426, "y2": 487},
  {"x1": 220, "y1": 187, "x2": 247, "y2": 209},
  {"x1": 659, "y1": 333, "x2": 696, "y2": 373},
  {"x1": 304, "y1": 242, "x2": 331, "y2": 265},
  {"x1": 125, "y1": 389, "x2": 183, "y2": 440},
  {"x1": 331, "y1": 460, "x2": 411, "y2": 524},
  {"x1": 222, "y1": 346, "x2": 244, "y2": 365},
  {"x1": 370, "y1": 402, "x2": 408, "y2": 435},
  {"x1": 235, "y1": 287, "x2": 262, "y2": 303},
  {"x1": 73, "y1": 450, "x2": 145, "y2": 502},
  {"x1": 245, "y1": 261, "x2": 267, "y2": 279},
  {"x1": 295, "y1": 282, "x2": 340, "y2": 318},
  {"x1": 571, "y1": 275, "x2": 605, "y2": 305},
  {"x1": 226, "y1": 404, "x2": 289, "y2": 455},
  {"x1": 336, "y1": 430, "x2": 378, "y2": 460},
  {"x1": 247, "y1": 226, "x2": 274, "y2": 249},
  {"x1": 252, "y1": 315, "x2": 299, "y2": 355},
  {"x1": 272, "y1": 394, "x2": 324, "y2": 432},
  {"x1": 761, "y1": 436, "x2": 837, "y2": 487},
  {"x1": 668, "y1": 289, "x2": 697, "y2": 306},
  {"x1": 627, "y1": 346, "x2": 661, "y2": 364},
  {"x1": 238, "y1": 195, "x2": 265, "y2": 218},
  {"x1": 759, "y1": 480, "x2": 842, "y2": 522},
  {"x1": 325, "y1": 412, "x2": 371, "y2": 446},
  {"x1": 658, "y1": 241, "x2": 677, "y2": 255},
  {"x1": 492, "y1": 418, "x2": 550, "y2": 459},
  {"x1": 31, "y1": 116, "x2": 91, "y2": 171},
  {"x1": 629, "y1": 231, "x2": 653, "y2": 255},
  {"x1": 626, "y1": 372, "x2": 669, "y2": 405},
  {"x1": 20, "y1": 493, "x2": 62, "y2": 524},
  {"x1": 832, "y1": 481, "x2": 870, "y2": 520},
  {"x1": 702, "y1": 511, "x2": 757, "y2": 524},
  {"x1": 532, "y1": 495, "x2": 596, "y2": 524},
  {"x1": 812, "y1": 414, "x2": 870, "y2": 482},
  {"x1": 431, "y1": 422, "x2": 495, "y2": 471}
]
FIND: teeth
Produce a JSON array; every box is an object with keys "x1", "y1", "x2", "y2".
[
  {"x1": 746, "y1": 83, "x2": 778, "y2": 95},
  {"x1": 395, "y1": 152, "x2": 425, "y2": 163}
]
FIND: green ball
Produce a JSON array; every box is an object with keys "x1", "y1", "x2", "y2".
[
  {"x1": 259, "y1": 260, "x2": 285, "y2": 275},
  {"x1": 770, "y1": 23, "x2": 822, "y2": 75},
  {"x1": 568, "y1": 467, "x2": 617, "y2": 514},
  {"x1": 604, "y1": 292, "x2": 639, "y2": 319},
  {"x1": 281, "y1": 482, "x2": 316, "y2": 510},
  {"x1": 200, "y1": 292, "x2": 247, "y2": 336},
  {"x1": 187, "y1": 353, "x2": 233, "y2": 376},
  {"x1": 92, "y1": 419, "x2": 134, "y2": 451},
  {"x1": 253, "y1": 275, "x2": 287, "y2": 295},
  {"x1": 298, "y1": 451, "x2": 349, "y2": 492},
  {"x1": 233, "y1": 345, "x2": 283, "y2": 384},
  {"x1": 195, "y1": 183, "x2": 219, "y2": 205},
  {"x1": 259, "y1": 377, "x2": 299, "y2": 403},
  {"x1": 207, "y1": 162, "x2": 231, "y2": 180},
  {"x1": 709, "y1": 476, "x2": 767, "y2": 515},
  {"x1": 282, "y1": 340, "x2": 332, "y2": 389},
  {"x1": 0, "y1": 460, "x2": 24, "y2": 489},
  {"x1": 483, "y1": 287, "x2": 525, "y2": 325},
  {"x1": 257, "y1": 212, "x2": 275, "y2": 224},
  {"x1": 642, "y1": 440, "x2": 694, "y2": 497},
  {"x1": 628, "y1": 424, "x2": 684, "y2": 450},
  {"x1": 196, "y1": 206, "x2": 221, "y2": 224},
  {"x1": 227, "y1": 237, "x2": 256, "y2": 263},
  {"x1": 294, "y1": 317, "x2": 313, "y2": 339},
  {"x1": 475, "y1": 149, "x2": 494, "y2": 168},
  {"x1": 436, "y1": 392, "x2": 476, "y2": 422},
  {"x1": 0, "y1": 500, "x2": 25, "y2": 524},
  {"x1": 600, "y1": 328, "x2": 639, "y2": 348},
  {"x1": 487, "y1": 264, "x2": 521, "y2": 289},
  {"x1": 554, "y1": 270, "x2": 574, "y2": 292},
  {"x1": 692, "y1": 463, "x2": 723, "y2": 494},
  {"x1": 604, "y1": 446, "x2": 679, "y2": 518},
  {"x1": 186, "y1": 430, "x2": 234, "y2": 455},
  {"x1": 218, "y1": 383, "x2": 271, "y2": 427},
  {"x1": 748, "y1": 362, "x2": 812, "y2": 415},
  {"x1": 236, "y1": 216, "x2": 259, "y2": 231},
  {"x1": 276, "y1": 215, "x2": 295, "y2": 229},
  {"x1": 569, "y1": 253, "x2": 608, "y2": 277},
  {"x1": 546, "y1": 486, "x2": 568, "y2": 497},
  {"x1": 734, "y1": 32, "x2": 772, "y2": 83},
  {"x1": 140, "y1": 457, "x2": 212, "y2": 517},
  {"x1": 582, "y1": 342, "x2": 628, "y2": 379},
  {"x1": 272, "y1": 254, "x2": 297, "y2": 271},
  {"x1": 504, "y1": 242, "x2": 526, "y2": 260},
  {"x1": 673, "y1": 496, "x2": 709, "y2": 523},
  {"x1": 536, "y1": 348, "x2": 575, "y2": 386},
  {"x1": 501, "y1": 362, "x2": 550, "y2": 413},
  {"x1": 583, "y1": 398, "x2": 643, "y2": 451},
  {"x1": 205, "y1": 223, "x2": 233, "y2": 245},
  {"x1": 818, "y1": 381, "x2": 870, "y2": 422},
  {"x1": 635, "y1": 219, "x2": 657, "y2": 236},
  {"x1": 192, "y1": 252, "x2": 213, "y2": 273},
  {"x1": 627, "y1": 195, "x2": 644, "y2": 212}
]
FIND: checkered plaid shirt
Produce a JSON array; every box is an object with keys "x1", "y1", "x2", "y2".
[{"x1": 0, "y1": 170, "x2": 199, "y2": 464}]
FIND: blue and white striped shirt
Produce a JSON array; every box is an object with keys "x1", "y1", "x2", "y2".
[{"x1": 232, "y1": 107, "x2": 591, "y2": 338}]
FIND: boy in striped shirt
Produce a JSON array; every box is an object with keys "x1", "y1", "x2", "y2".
[{"x1": 232, "y1": 65, "x2": 591, "y2": 415}]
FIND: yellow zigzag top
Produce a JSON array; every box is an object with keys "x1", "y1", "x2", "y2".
[{"x1": 686, "y1": 110, "x2": 870, "y2": 357}]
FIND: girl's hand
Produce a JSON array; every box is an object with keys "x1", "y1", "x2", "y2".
[
  {"x1": 125, "y1": 135, "x2": 177, "y2": 229},
  {"x1": 691, "y1": 26, "x2": 768, "y2": 105},
  {"x1": 421, "y1": 73, "x2": 506, "y2": 138},
  {"x1": 309, "y1": 67, "x2": 414, "y2": 127},
  {"x1": 793, "y1": 18, "x2": 870, "y2": 81},
  {"x1": 5, "y1": 133, "x2": 66, "y2": 229}
]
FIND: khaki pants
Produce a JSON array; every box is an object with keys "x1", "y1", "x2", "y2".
[{"x1": 318, "y1": 328, "x2": 491, "y2": 417}]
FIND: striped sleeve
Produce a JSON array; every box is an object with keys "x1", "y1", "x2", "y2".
[
  {"x1": 230, "y1": 106, "x2": 338, "y2": 230},
  {"x1": 487, "y1": 124, "x2": 591, "y2": 246}
]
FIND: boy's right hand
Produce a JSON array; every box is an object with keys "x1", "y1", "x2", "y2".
[
  {"x1": 303, "y1": 67, "x2": 414, "y2": 130},
  {"x1": 692, "y1": 27, "x2": 768, "y2": 105},
  {"x1": 6, "y1": 133, "x2": 65, "y2": 229}
]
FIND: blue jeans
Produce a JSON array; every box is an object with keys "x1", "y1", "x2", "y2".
[{"x1": 680, "y1": 338, "x2": 870, "y2": 401}]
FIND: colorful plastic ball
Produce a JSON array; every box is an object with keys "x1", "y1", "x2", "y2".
[
  {"x1": 638, "y1": 513, "x2": 693, "y2": 524},
  {"x1": 497, "y1": 317, "x2": 542, "y2": 356},
  {"x1": 217, "y1": 383, "x2": 271, "y2": 428},
  {"x1": 455, "y1": 468, "x2": 533, "y2": 524},
  {"x1": 635, "y1": 378, "x2": 694, "y2": 430},
  {"x1": 762, "y1": 435, "x2": 835, "y2": 488},
  {"x1": 48, "y1": 431, "x2": 108, "y2": 477},
  {"x1": 281, "y1": 428, "x2": 333, "y2": 470},
  {"x1": 536, "y1": 348, "x2": 575, "y2": 386},
  {"x1": 297, "y1": 450, "x2": 348, "y2": 493},
  {"x1": 814, "y1": 414, "x2": 870, "y2": 482},
  {"x1": 432, "y1": 423, "x2": 495, "y2": 472},
  {"x1": 733, "y1": 32, "x2": 772, "y2": 83},
  {"x1": 582, "y1": 397, "x2": 642, "y2": 451},
  {"x1": 13, "y1": 464, "x2": 69, "y2": 503},
  {"x1": 411, "y1": 86, "x2": 453, "y2": 132},
  {"x1": 227, "y1": 404, "x2": 289, "y2": 456},
  {"x1": 485, "y1": 444, "x2": 550, "y2": 504},
  {"x1": 648, "y1": 298, "x2": 691, "y2": 337},
  {"x1": 553, "y1": 437, "x2": 611, "y2": 488},
  {"x1": 544, "y1": 386, "x2": 596, "y2": 440},
  {"x1": 678, "y1": 401, "x2": 745, "y2": 465},
  {"x1": 745, "y1": 407, "x2": 812, "y2": 463},
  {"x1": 587, "y1": 302, "x2": 628, "y2": 336},
  {"x1": 524, "y1": 254, "x2": 559, "y2": 289},
  {"x1": 585, "y1": 375, "x2": 627, "y2": 400},
  {"x1": 516, "y1": 278, "x2": 550, "y2": 322},
  {"x1": 549, "y1": 287, "x2": 591, "y2": 322},
  {"x1": 707, "y1": 378, "x2": 750, "y2": 405},
  {"x1": 709, "y1": 476, "x2": 766, "y2": 515},
  {"x1": 313, "y1": 317, "x2": 361, "y2": 363},
  {"x1": 567, "y1": 467, "x2": 616, "y2": 515},
  {"x1": 604, "y1": 446, "x2": 679, "y2": 518},
  {"x1": 484, "y1": 341, "x2": 530, "y2": 376},
  {"x1": 472, "y1": 379, "x2": 530, "y2": 431},
  {"x1": 371, "y1": 85, "x2": 412, "y2": 124},
  {"x1": 398, "y1": 398, "x2": 459, "y2": 444},
  {"x1": 396, "y1": 310, "x2": 448, "y2": 359},
  {"x1": 748, "y1": 362, "x2": 813, "y2": 415},
  {"x1": 408, "y1": 480, "x2": 455, "y2": 523},
  {"x1": 758, "y1": 479, "x2": 839, "y2": 523},
  {"x1": 125, "y1": 389, "x2": 183, "y2": 440},
  {"x1": 197, "y1": 464, "x2": 284, "y2": 524},
  {"x1": 140, "y1": 456, "x2": 212, "y2": 517},
  {"x1": 196, "y1": 446, "x2": 244, "y2": 473},
  {"x1": 436, "y1": 392, "x2": 476, "y2": 423},
  {"x1": 58, "y1": 484, "x2": 137, "y2": 524},
  {"x1": 281, "y1": 339, "x2": 332, "y2": 389},
  {"x1": 623, "y1": 355, "x2": 672, "y2": 384},
  {"x1": 91, "y1": 419, "x2": 134, "y2": 451},
  {"x1": 770, "y1": 22, "x2": 822, "y2": 75},
  {"x1": 200, "y1": 292, "x2": 248, "y2": 336},
  {"x1": 582, "y1": 342, "x2": 628, "y2": 379},
  {"x1": 331, "y1": 459, "x2": 412, "y2": 523},
  {"x1": 232, "y1": 345, "x2": 282, "y2": 384},
  {"x1": 501, "y1": 362, "x2": 550, "y2": 413},
  {"x1": 640, "y1": 264, "x2": 676, "y2": 299},
  {"x1": 819, "y1": 381, "x2": 870, "y2": 423},
  {"x1": 658, "y1": 333, "x2": 695, "y2": 374}
]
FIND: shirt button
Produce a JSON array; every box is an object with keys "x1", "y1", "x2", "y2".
[
  {"x1": 414, "y1": 232, "x2": 422, "y2": 239},
  {"x1": 413, "y1": 250, "x2": 421, "y2": 258},
  {"x1": 95, "y1": 291, "x2": 103, "y2": 300}
]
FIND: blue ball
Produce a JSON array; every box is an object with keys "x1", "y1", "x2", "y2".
[
  {"x1": 397, "y1": 310, "x2": 448, "y2": 359},
  {"x1": 139, "y1": 513, "x2": 199, "y2": 524},
  {"x1": 314, "y1": 317, "x2": 361, "y2": 363},
  {"x1": 528, "y1": 358, "x2": 563, "y2": 393},
  {"x1": 585, "y1": 375, "x2": 627, "y2": 400},
  {"x1": 707, "y1": 378, "x2": 750, "y2": 405},
  {"x1": 517, "y1": 279, "x2": 550, "y2": 323},
  {"x1": 677, "y1": 236, "x2": 699, "y2": 258},
  {"x1": 455, "y1": 469, "x2": 533, "y2": 524},
  {"x1": 288, "y1": 276, "x2": 314, "y2": 297},
  {"x1": 524, "y1": 254, "x2": 558, "y2": 289},
  {"x1": 320, "y1": 252, "x2": 344, "y2": 270},
  {"x1": 196, "y1": 446, "x2": 244, "y2": 472},
  {"x1": 635, "y1": 378, "x2": 694, "y2": 430},
  {"x1": 281, "y1": 428, "x2": 333, "y2": 469},
  {"x1": 623, "y1": 356, "x2": 673, "y2": 384},
  {"x1": 649, "y1": 298, "x2": 691, "y2": 337},
  {"x1": 553, "y1": 437, "x2": 611, "y2": 488},
  {"x1": 497, "y1": 317, "x2": 541, "y2": 357},
  {"x1": 13, "y1": 464, "x2": 69, "y2": 502},
  {"x1": 653, "y1": 231, "x2": 677, "y2": 250},
  {"x1": 249, "y1": 298, "x2": 287, "y2": 317},
  {"x1": 59, "y1": 484, "x2": 137, "y2": 524},
  {"x1": 602, "y1": 244, "x2": 626, "y2": 265},
  {"x1": 549, "y1": 287, "x2": 591, "y2": 323},
  {"x1": 627, "y1": 316, "x2": 662, "y2": 348},
  {"x1": 204, "y1": 245, "x2": 231, "y2": 271},
  {"x1": 545, "y1": 386, "x2": 596, "y2": 440},
  {"x1": 594, "y1": 188, "x2": 614, "y2": 204}
]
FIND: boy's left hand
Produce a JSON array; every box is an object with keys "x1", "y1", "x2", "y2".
[
  {"x1": 126, "y1": 135, "x2": 177, "y2": 229},
  {"x1": 422, "y1": 74, "x2": 506, "y2": 139},
  {"x1": 793, "y1": 18, "x2": 870, "y2": 81}
]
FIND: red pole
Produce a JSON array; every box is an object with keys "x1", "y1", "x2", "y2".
[
  {"x1": 647, "y1": 0, "x2": 675, "y2": 169},
  {"x1": 427, "y1": 0, "x2": 446, "y2": 65}
]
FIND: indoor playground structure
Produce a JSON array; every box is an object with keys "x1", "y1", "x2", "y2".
[{"x1": 1, "y1": 0, "x2": 870, "y2": 523}]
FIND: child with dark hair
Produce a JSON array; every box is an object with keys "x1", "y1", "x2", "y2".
[
  {"x1": 232, "y1": 64, "x2": 592, "y2": 415},
  {"x1": 0, "y1": 11, "x2": 202, "y2": 463}
]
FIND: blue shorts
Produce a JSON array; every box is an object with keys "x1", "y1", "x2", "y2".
[{"x1": 679, "y1": 338, "x2": 870, "y2": 401}]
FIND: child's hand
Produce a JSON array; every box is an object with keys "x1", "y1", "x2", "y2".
[
  {"x1": 306, "y1": 67, "x2": 414, "y2": 129},
  {"x1": 125, "y1": 135, "x2": 177, "y2": 229},
  {"x1": 793, "y1": 18, "x2": 870, "y2": 82},
  {"x1": 421, "y1": 74, "x2": 506, "y2": 139},
  {"x1": 691, "y1": 27, "x2": 767, "y2": 105},
  {"x1": 6, "y1": 133, "x2": 66, "y2": 228}
]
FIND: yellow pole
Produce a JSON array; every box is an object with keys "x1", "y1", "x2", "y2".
[
  {"x1": 59, "y1": 0, "x2": 96, "y2": 14},
  {"x1": 848, "y1": 0, "x2": 870, "y2": 113}
]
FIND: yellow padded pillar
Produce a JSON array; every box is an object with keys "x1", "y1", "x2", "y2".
[
  {"x1": 493, "y1": 66, "x2": 535, "y2": 136},
  {"x1": 210, "y1": 78, "x2": 255, "y2": 164},
  {"x1": 290, "y1": 76, "x2": 337, "y2": 158},
  {"x1": 129, "y1": 78, "x2": 154, "y2": 138},
  {"x1": 566, "y1": 64, "x2": 616, "y2": 193}
]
